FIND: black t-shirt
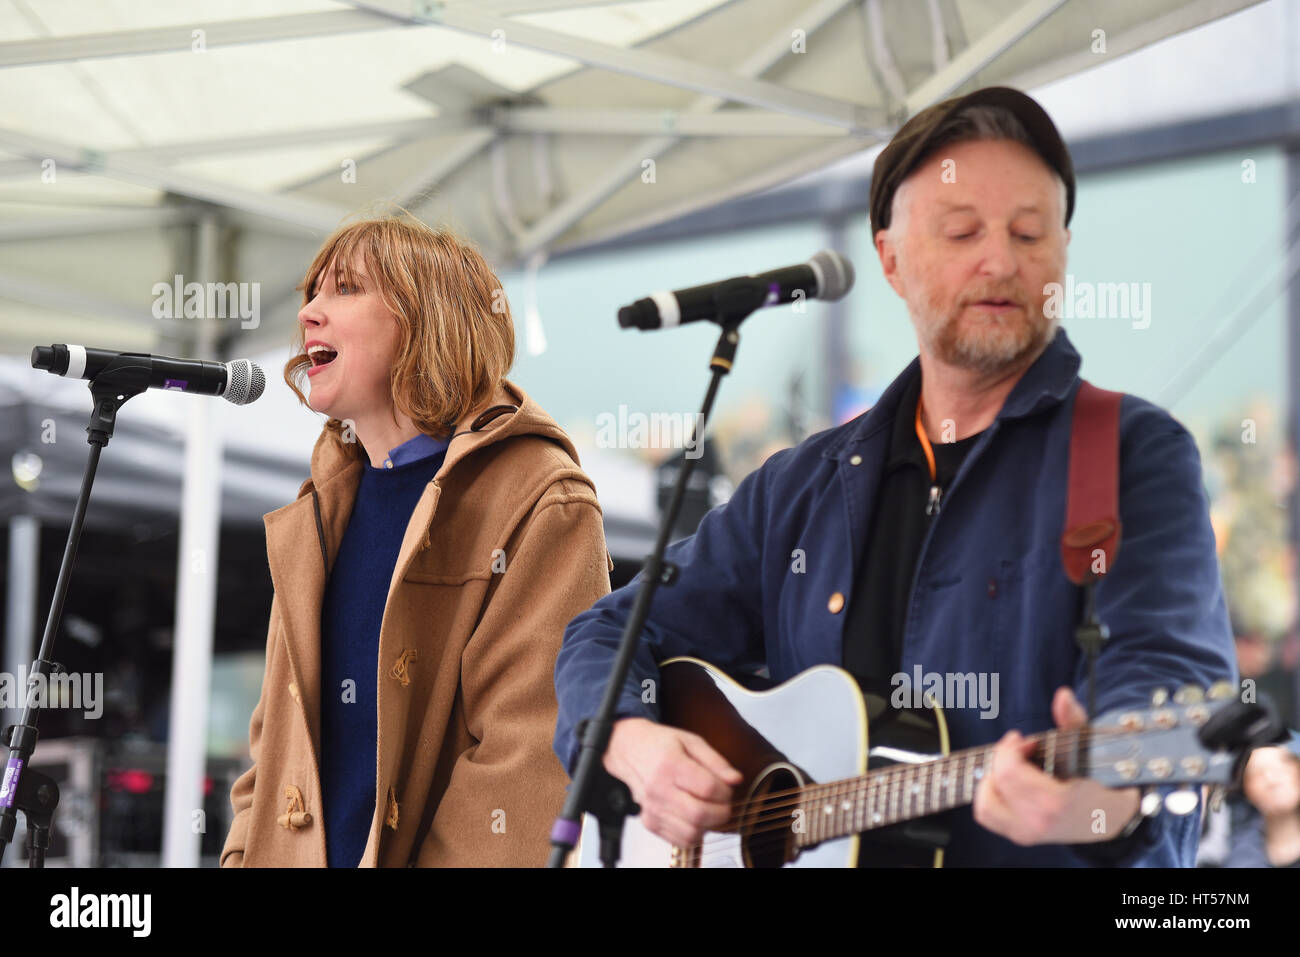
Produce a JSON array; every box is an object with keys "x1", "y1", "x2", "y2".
[{"x1": 842, "y1": 373, "x2": 983, "y2": 685}]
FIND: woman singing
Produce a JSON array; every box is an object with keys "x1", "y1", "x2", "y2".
[{"x1": 221, "y1": 215, "x2": 612, "y2": 866}]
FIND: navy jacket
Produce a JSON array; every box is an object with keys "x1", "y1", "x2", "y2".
[{"x1": 554, "y1": 328, "x2": 1238, "y2": 866}]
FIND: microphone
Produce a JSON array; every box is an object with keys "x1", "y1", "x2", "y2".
[
  {"x1": 31, "y1": 344, "x2": 266, "y2": 406},
  {"x1": 618, "y1": 250, "x2": 855, "y2": 331}
]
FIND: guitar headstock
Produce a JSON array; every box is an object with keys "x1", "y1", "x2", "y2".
[{"x1": 1085, "y1": 681, "x2": 1247, "y2": 791}]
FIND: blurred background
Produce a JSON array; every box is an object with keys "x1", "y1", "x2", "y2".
[{"x1": 0, "y1": 0, "x2": 1297, "y2": 866}]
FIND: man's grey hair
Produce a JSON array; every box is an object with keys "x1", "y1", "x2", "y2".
[{"x1": 888, "y1": 104, "x2": 1069, "y2": 236}]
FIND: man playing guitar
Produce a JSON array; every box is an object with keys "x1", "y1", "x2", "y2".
[{"x1": 553, "y1": 86, "x2": 1238, "y2": 866}]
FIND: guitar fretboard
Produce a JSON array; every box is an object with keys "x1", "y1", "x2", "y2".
[{"x1": 792, "y1": 730, "x2": 1079, "y2": 848}]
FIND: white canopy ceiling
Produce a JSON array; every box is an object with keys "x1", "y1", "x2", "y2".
[{"x1": 0, "y1": 0, "x2": 1268, "y2": 360}]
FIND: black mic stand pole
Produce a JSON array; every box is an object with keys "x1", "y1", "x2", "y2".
[
  {"x1": 0, "y1": 358, "x2": 152, "y2": 866},
  {"x1": 548, "y1": 283, "x2": 771, "y2": 868}
]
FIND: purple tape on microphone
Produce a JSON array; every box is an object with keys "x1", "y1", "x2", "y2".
[
  {"x1": 0, "y1": 756, "x2": 23, "y2": 808},
  {"x1": 162, "y1": 379, "x2": 188, "y2": 391}
]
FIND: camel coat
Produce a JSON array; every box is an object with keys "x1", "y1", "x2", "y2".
[{"x1": 221, "y1": 379, "x2": 611, "y2": 866}]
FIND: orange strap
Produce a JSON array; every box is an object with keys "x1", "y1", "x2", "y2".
[
  {"x1": 1061, "y1": 380, "x2": 1124, "y2": 584},
  {"x1": 914, "y1": 396, "x2": 936, "y2": 482}
]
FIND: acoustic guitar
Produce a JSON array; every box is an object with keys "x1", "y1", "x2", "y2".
[{"x1": 577, "y1": 657, "x2": 1249, "y2": 867}]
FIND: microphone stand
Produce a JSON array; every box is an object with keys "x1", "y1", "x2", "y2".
[
  {"x1": 548, "y1": 283, "x2": 771, "y2": 868},
  {"x1": 0, "y1": 358, "x2": 152, "y2": 866}
]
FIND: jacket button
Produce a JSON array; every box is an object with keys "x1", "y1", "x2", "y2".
[
  {"x1": 390, "y1": 649, "x2": 417, "y2": 687},
  {"x1": 288, "y1": 682, "x2": 301, "y2": 703},
  {"x1": 279, "y1": 785, "x2": 311, "y2": 830},
  {"x1": 386, "y1": 788, "x2": 400, "y2": 830},
  {"x1": 849, "y1": 455, "x2": 862, "y2": 466},
  {"x1": 827, "y1": 592, "x2": 845, "y2": 614}
]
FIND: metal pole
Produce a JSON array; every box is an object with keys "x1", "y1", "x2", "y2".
[
  {"x1": 3, "y1": 515, "x2": 38, "y2": 730},
  {"x1": 1, "y1": 513, "x2": 38, "y2": 867},
  {"x1": 1288, "y1": 141, "x2": 1300, "y2": 729},
  {"x1": 161, "y1": 212, "x2": 224, "y2": 866},
  {"x1": 823, "y1": 215, "x2": 851, "y2": 424}
]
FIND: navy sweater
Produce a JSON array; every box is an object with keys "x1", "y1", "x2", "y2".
[{"x1": 319, "y1": 435, "x2": 447, "y2": 867}]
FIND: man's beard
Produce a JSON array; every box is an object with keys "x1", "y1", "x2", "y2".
[{"x1": 913, "y1": 284, "x2": 1057, "y2": 377}]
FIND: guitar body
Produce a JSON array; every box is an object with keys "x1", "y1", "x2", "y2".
[{"x1": 578, "y1": 657, "x2": 951, "y2": 867}]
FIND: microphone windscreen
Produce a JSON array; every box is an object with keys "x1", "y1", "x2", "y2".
[
  {"x1": 809, "y1": 250, "x2": 855, "y2": 301},
  {"x1": 225, "y1": 359, "x2": 266, "y2": 405}
]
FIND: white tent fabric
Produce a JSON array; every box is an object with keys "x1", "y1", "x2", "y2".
[{"x1": 0, "y1": 0, "x2": 1268, "y2": 361}]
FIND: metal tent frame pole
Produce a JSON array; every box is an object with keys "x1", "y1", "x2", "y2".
[{"x1": 161, "y1": 213, "x2": 225, "y2": 867}]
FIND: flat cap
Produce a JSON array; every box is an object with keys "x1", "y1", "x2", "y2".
[{"x1": 869, "y1": 86, "x2": 1075, "y2": 235}]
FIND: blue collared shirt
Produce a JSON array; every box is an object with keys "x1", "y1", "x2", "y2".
[{"x1": 378, "y1": 432, "x2": 450, "y2": 470}]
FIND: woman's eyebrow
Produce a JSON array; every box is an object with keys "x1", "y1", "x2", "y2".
[{"x1": 307, "y1": 267, "x2": 366, "y2": 296}]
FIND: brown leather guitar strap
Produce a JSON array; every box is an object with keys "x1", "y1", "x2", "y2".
[
  {"x1": 1061, "y1": 379, "x2": 1125, "y2": 723},
  {"x1": 1061, "y1": 379, "x2": 1124, "y2": 585}
]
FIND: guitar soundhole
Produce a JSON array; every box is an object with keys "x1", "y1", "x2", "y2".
[{"x1": 741, "y1": 765, "x2": 802, "y2": 868}]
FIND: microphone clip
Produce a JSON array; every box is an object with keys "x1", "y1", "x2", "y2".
[{"x1": 85, "y1": 358, "x2": 152, "y2": 448}]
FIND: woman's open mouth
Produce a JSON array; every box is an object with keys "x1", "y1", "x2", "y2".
[{"x1": 306, "y1": 344, "x2": 338, "y2": 376}]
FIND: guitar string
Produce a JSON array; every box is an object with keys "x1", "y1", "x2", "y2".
[
  {"x1": 684, "y1": 749, "x2": 1120, "y2": 866},
  {"x1": 687, "y1": 744, "x2": 1197, "y2": 864},
  {"x1": 684, "y1": 759, "x2": 1124, "y2": 866},
  {"x1": 690, "y1": 766, "x2": 1007, "y2": 862},
  {"x1": 714, "y1": 724, "x2": 1113, "y2": 827},
  {"x1": 711, "y1": 728, "x2": 1122, "y2": 836},
  {"x1": 676, "y1": 724, "x2": 1157, "y2": 864}
]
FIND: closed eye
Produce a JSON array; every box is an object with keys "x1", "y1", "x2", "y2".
[{"x1": 949, "y1": 232, "x2": 1039, "y2": 242}]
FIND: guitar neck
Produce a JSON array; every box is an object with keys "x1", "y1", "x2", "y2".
[{"x1": 792, "y1": 729, "x2": 1081, "y2": 848}]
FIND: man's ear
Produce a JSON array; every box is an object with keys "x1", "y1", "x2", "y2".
[{"x1": 875, "y1": 228, "x2": 905, "y2": 299}]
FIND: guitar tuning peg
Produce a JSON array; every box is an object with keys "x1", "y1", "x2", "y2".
[
  {"x1": 1140, "y1": 789, "x2": 1162, "y2": 818},
  {"x1": 1164, "y1": 788, "x2": 1199, "y2": 816},
  {"x1": 1206, "y1": 680, "x2": 1236, "y2": 701},
  {"x1": 1173, "y1": 685, "x2": 1204, "y2": 705},
  {"x1": 1208, "y1": 786, "x2": 1227, "y2": 813},
  {"x1": 1150, "y1": 688, "x2": 1169, "y2": 707}
]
